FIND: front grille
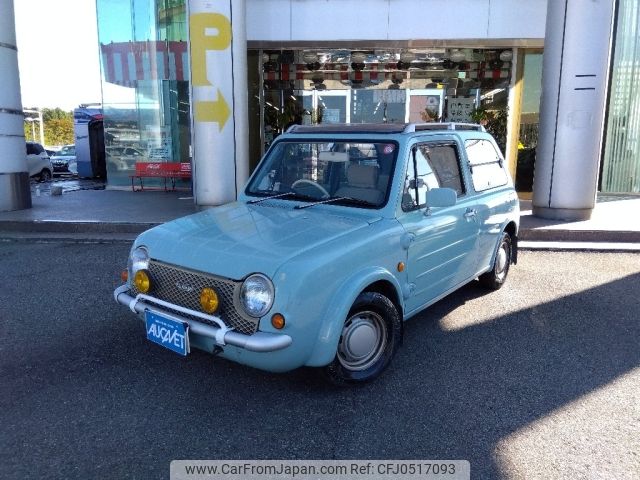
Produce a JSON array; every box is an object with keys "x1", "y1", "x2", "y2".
[{"x1": 131, "y1": 260, "x2": 259, "y2": 335}]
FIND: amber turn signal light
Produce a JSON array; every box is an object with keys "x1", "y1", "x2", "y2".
[
  {"x1": 121, "y1": 270, "x2": 129, "y2": 282},
  {"x1": 134, "y1": 269, "x2": 151, "y2": 293},
  {"x1": 397, "y1": 262, "x2": 405, "y2": 272},
  {"x1": 271, "y1": 313, "x2": 285, "y2": 330},
  {"x1": 200, "y1": 287, "x2": 219, "y2": 314}
]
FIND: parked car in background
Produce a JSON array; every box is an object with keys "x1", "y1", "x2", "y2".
[
  {"x1": 26, "y1": 141, "x2": 53, "y2": 182},
  {"x1": 50, "y1": 145, "x2": 76, "y2": 174},
  {"x1": 114, "y1": 123, "x2": 520, "y2": 385},
  {"x1": 106, "y1": 146, "x2": 145, "y2": 171}
]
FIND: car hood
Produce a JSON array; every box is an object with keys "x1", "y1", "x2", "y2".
[{"x1": 138, "y1": 201, "x2": 378, "y2": 280}]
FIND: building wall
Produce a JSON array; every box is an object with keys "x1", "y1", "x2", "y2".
[
  {"x1": 246, "y1": 0, "x2": 547, "y2": 42},
  {"x1": 96, "y1": 0, "x2": 550, "y2": 191}
]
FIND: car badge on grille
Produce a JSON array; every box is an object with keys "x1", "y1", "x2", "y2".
[{"x1": 175, "y1": 281, "x2": 195, "y2": 293}]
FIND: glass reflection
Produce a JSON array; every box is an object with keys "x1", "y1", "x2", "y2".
[{"x1": 97, "y1": 0, "x2": 191, "y2": 189}]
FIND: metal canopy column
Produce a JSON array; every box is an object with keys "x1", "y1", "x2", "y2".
[
  {"x1": 0, "y1": 0, "x2": 31, "y2": 212},
  {"x1": 533, "y1": 0, "x2": 616, "y2": 220},
  {"x1": 188, "y1": 0, "x2": 249, "y2": 207}
]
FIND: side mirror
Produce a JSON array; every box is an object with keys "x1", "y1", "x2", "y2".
[
  {"x1": 425, "y1": 187, "x2": 457, "y2": 209},
  {"x1": 408, "y1": 178, "x2": 425, "y2": 189}
]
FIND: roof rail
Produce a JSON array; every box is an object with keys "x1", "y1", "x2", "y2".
[
  {"x1": 403, "y1": 123, "x2": 486, "y2": 133},
  {"x1": 286, "y1": 123, "x2": 408, "y2": 134}
]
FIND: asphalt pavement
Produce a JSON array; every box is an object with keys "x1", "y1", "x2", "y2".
[{"x1": 1, "y1": 245, "x2": 638, "y2": 479}]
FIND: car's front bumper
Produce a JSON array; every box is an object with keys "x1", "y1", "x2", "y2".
[{"x1": 113, "y1": 284, "x2": 292, "y2": 353}]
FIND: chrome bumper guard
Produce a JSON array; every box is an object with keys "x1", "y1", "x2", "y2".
[{"x1": 113, "y1": 285, "x2": 292, "y2": 352}]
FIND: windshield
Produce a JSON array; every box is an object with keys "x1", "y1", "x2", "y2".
[
  {"x1": 246, "y1": 141, "x2": 397, "y2": 208},
  {"x1": 57, "y1": 146, "x2": 75, "y2": 156}
]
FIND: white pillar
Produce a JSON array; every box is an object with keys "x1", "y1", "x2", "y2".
[
  {"x1": 188, "y1": 0, "x2": 249, "y2": 207},
  {"x1": 0, "y1": 0, "x2": 30, "y2": 211},
  {"x1": 532, "y1": 0, "x2": 616, "y2": 220}
]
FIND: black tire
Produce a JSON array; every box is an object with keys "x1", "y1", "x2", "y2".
[
  {"x1": 479, "y1": 232, "x2": 512, "y2": 290},
  {"x1": 39, "y1": 169, "x2": 52, "y2": 182},
  {"x1": 322, "y1": 292, "x2": 401, "y2": 386}
]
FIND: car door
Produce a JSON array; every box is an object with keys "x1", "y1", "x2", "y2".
[
  {"x1": 398, "y1": 140, "x2": 480, "y2": 315},
  {"x1": 463, "y1": 138, "x2": 512, "y2": 273}
]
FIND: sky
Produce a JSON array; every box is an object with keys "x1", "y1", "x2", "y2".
[{"x1": 14, "y1": 0, "x2": 103, "y2": 111}]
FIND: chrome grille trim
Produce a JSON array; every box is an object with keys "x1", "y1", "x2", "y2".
[{"x1": 131, "y1": 260, "x2": 259, "y2": 335}]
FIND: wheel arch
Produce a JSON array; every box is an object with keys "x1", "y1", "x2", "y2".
[
  {"x1": 503, "y1": 220, "x2": 518, "y2": 264},
  {"x1": 304, "y1": 267, "x2": 404, "y2": 367},
  {"x1": 362, "y1": 279, "x2": 404, "y2": 321}
]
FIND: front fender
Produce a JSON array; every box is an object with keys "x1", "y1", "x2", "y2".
[{"x1": 305, "y1": 266, "x2": 403, "y2": 367}]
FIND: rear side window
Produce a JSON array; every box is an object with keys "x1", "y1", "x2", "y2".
[
  {"x1": 27, "y1": 143, "x2": 44, "y2": 155},
  {"x1": 465, "y1": 139, "x2": 509, "y2": 192},
  {"x1": 403, "y1": 143, "x2": 464, "y2": 211},
  {"x1": 419, "y1": 144, "x2": 464, "y2": 195}
]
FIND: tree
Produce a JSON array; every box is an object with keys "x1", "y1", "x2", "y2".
[
  {"x1": 44, "y1": 118, "x2": 74, "y2": 146},
  {"x1": 23, "y1": 109, "x2": 75, "y2": 146},
  {"x1": 42, "y1": 108, "x2": 72, "y2": 122}
]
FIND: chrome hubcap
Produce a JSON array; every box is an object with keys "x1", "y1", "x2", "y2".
[
  {"x1": 495, "y1": 243, "x2": 509, "y2": 279},
  {"x1": 337, "y1": 311, "x2": 387, "y2": 371}
]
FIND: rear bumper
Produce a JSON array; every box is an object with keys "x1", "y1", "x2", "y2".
[{"x1": 113, "y1": 284, "x2": 292, "y2": 353}]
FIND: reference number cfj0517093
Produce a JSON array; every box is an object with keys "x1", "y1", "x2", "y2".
[{"x1": 170, "y1": 460, "x2": 470, "y2": 480}]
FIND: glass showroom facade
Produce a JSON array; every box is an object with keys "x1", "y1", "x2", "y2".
[
  {"x1": 97, "y1": 0, "x2": 191, "y2": 189},
  {"x1": 251, "y1": 48, "x2": 515, "y2": 157},
  {"x1": 601, "y1": 0, "x2": 640, "y2": 193},
  {"x1": 97, "y1": 0, "x2": 528, "y2": 189},
  {"x1": 96, "y1": 0, "x2": 638, "y2": 193}
]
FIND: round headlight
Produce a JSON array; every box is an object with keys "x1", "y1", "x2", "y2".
[
  {"x1": 240, "y1": 274, "x2": 274, "y2": 318},
  {"x1": 127, "y1": 246, "x2": 149, "y2": 277}
]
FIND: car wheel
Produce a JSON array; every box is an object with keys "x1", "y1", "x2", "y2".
[
  {"x1": 479, "y1": 232, "x2": 512, "y2": 290},
  {"x1": 322, "y1": 292, "x2": 401, "y2": 386},
  {"x1": 39, "y1": 169, "x2": 52, "y2": 183}
]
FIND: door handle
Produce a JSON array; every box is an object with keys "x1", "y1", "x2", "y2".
[{"x1": 464, "y1": 208, "x2": 477, "y2": 219}]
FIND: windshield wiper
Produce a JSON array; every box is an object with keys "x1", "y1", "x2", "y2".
[
  {"x1": 294, "y1": 196, "x2": 373, "y2": 210},
  {"x1": 247, "y1": 191, "x2": 318, "y2": 205},
  {"x1": 247, "y1": 192, "x2": 297, "y2": 204}
]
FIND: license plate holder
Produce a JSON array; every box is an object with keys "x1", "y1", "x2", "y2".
[{"x1": 144, "y1": 310, "x2": 190, "y2": 356}]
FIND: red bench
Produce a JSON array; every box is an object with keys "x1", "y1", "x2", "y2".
[{"x1": 130, "y1": 162, "x2": 192, "y2": 192}]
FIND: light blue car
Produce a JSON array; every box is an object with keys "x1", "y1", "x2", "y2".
[{"x1": 114, "y1": 123, "x2": 519, "y2": 385}]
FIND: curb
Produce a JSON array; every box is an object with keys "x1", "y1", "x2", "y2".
[
  {"x1": 1, "y1": 221, "x2": 639, "y2": 252},
  {"x1": 0, "y1": 234, "x2": 136, "y2": 244},
  {"x1": 0, "y1": 220, "x2": 158, "y2": 235},
  {"x1": 519, "y1": 228, "x2": 640, "y2": 243},
  {"x1": 519, "y1": 240, "x2": 640, "y2": 253}
]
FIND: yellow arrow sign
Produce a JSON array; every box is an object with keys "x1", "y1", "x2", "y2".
[{"x1": 194, "y1": 89, "x2": 231, "y2": 131}]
